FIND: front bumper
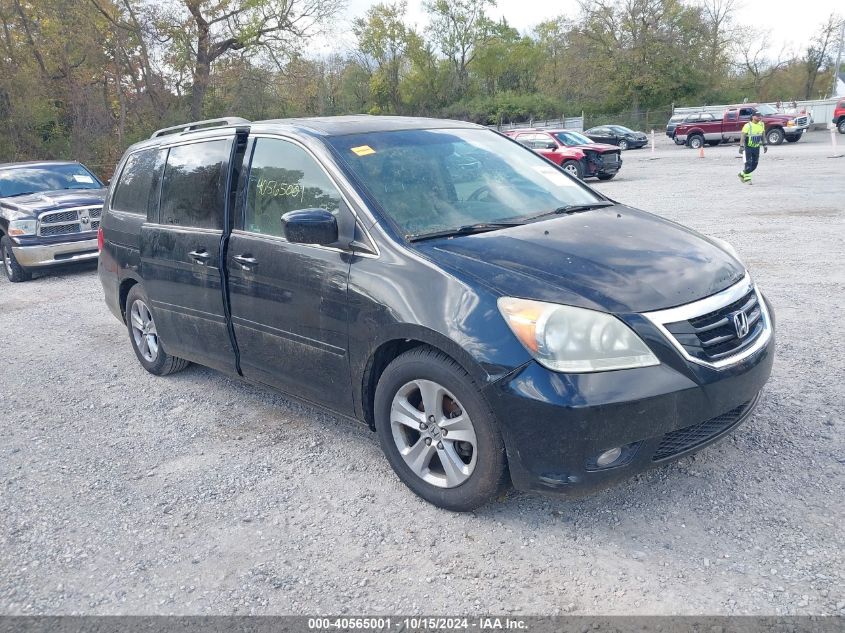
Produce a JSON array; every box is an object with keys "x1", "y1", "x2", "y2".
[
  {"x1": 11, "y1": 238, "x2": 98, "y2": 268},
  {"x1": 483, "y1": 298, "x2": 775, "y2": 498}
]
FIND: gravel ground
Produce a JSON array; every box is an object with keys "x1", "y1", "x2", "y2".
[{"x1": 1, "y1": 129, "x2": 843, "y2": 616}]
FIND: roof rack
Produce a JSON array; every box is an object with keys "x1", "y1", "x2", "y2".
[{"x1": 150, "y1": 117, "x2": 250, "y2": 139}]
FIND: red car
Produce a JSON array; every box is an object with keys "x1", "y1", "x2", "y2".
[
  {"x1": 834, "y1": 99, "x2": 845, "y2": 134},
  {"x1": 504, "y1": 129, "x2": 622, "y2": 180}
]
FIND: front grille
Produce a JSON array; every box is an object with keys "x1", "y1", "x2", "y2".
[
  {"x1": 795, "y1": 116, "x2": 808, "y2": 126},
  {"x1": 652, "y1": 399, "x2": 754, "y2": 461},
  {"x1": 603, "y1": 153, "x2": 619, "y2": 164},
  {"x1": 37, "y1": 206, "x2": 100, "y2": 237},
  {"x1": 40, "y1": 210, "x2": 79, "y2": 224},
  {"x1": 664, "y1": 287, "x2": 764, "y2": 363},
  {"x1": 40, "y1": 223, "x2": 81, "y2": 237}
]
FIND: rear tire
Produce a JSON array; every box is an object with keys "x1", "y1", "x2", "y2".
[
  {"x1": 687, "y1": 135, "x2": 704, "y2": 149},
  {"x1": 837, "y1": 119, "x2": 844, "y2": 134},
  {"x1": 125, "y1": 284, "x2": 190, "y2": 376},
  {"x1": 374, "y1": 346, "x2": 509, "y2": 511},
  {"x1": 618, "y1": 139, "x2": 629, "y2": 150},
  {"x1": 707, "y1": 140, "x2": 721, "y2": 146},
  {"x1": 1, "y1": 235, "x2": 32, "y2": 283},
  {"x1": 673, "y1": 136, "x2": 684, "y2": 145}
]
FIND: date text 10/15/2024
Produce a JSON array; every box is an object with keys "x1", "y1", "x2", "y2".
[{"x1": 307, "y1": 617, "x2": 528, "y2": 631}]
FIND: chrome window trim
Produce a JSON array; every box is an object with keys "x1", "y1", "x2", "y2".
[
  {"x1": 642, "y1": 274, "x2": 773, "y2": 370},
  {"x1": 244, "y1": 133, "x2": 380, "y2": 259}
]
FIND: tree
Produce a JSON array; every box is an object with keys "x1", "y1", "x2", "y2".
[
  {"x1": 698, "y1": 0, "x2": 738, "y2": 98},
  {"x1": 353, "y1": 1, "x2": 412, "y2": 114},
  {"x1": 151, "y1": 0, "x2": 343, "y2": 119},
  {"x1": 801, "y1": 14, "x2": 841, "y2": 99},
  {"x1": 424, "y1": 0, "x2": 494, "y2": 99}
]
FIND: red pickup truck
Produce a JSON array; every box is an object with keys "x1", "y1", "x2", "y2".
[
  {"x1": 834, "y1": 99, "x2": 845, "y2": 134},
  {"x1": 674, "y1": 103, "x2": 809, "y2": 148}
]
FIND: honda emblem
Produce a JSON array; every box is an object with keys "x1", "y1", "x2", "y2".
[{"x1": 731, "y1": 310, "x2": 750, "y2": 338}]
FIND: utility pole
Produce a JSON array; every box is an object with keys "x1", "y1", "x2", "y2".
[{"x1": 833, "y1": 19, "x2": 845, "y2": 98}]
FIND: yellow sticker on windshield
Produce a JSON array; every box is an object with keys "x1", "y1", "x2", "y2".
[{"x1": 351, "y1": 145, "x2": 376, "y2": 156}]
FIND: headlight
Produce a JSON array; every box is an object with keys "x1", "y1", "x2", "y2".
[
  {"x1": 7, "y1": 219, "x2": 37, "y2": 236},
  {"x1": 710, "y1": 236, "x2": 743, "y2": 265},
  {"x1": 497, "y1": 297, "x2": 660, "y2": 373}
]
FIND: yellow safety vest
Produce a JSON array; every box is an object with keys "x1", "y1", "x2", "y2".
[{"x1": 742, "y1": 121, "x2": 765, "y2": 147}]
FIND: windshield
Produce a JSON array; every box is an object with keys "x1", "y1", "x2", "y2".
[
  {"x1": 0, "y1": 164, "x2": 102, "y2": 197},
  {"x1": 329, "y1": 128, "x2": 603, "y2": 238},
  {"x1": 755, "y1": 104, "x2": 777, "y2": 116},
  {"x1": 553, "y1": 130, "x2": 594, "y2": 146}
]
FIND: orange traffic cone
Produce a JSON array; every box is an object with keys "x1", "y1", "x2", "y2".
[{"x1": 699, "y1": 146, "x2": 705, "y2": 158}]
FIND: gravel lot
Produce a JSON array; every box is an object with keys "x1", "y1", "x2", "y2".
[{"x1": 1, "y1": 129, "x2": 843, "y2": 616}]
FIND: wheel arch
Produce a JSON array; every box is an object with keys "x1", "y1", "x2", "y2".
[
  {"x1": 118, "y1": 276, "x2": 142, "y2": 322},
  {"x1": 358, "y1": 328, "x2": 490, "y2": 431}
]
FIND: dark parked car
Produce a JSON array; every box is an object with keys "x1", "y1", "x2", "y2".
[
  {"x1": 99, "y1": 116, "x2": 775, "y2": 511},
  {"x1": 0, "y1": 161, "x2": 106, "y2": 282},
  {"x1": 584, "y1": 125, "x2": 648, "y2": 149}
]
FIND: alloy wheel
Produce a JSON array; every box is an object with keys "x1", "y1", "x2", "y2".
[
  {"x1": 130, "y1": 299, "x2": 159, "y2": 363},
  {"x1": 389, "y1": 379, "x2": 478, "y2": 488},
  {"x1": 562, "y1": 162, "x2": 579, "y2": 177}
]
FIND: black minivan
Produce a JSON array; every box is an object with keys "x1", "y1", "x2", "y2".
[{"x1": 99, "y1": 116, "x2": 775, "y2": 511}]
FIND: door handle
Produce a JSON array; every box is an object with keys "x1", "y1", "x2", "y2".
[
  {"x1": 188, "y1": 249, "x2": 211, "y2": 264},
  {"x1": 233, "y1": 254, "x2": 258, "y2": 269}
]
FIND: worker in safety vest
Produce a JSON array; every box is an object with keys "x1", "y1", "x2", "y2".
[{"x1": 738, "y1": 112, "x2": 768, "y2": 184}]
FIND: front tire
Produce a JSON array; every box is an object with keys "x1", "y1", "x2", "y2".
[
  {"x1": 596, "y1": 173, "x2": 617, "y2": 181},
  {"x1": 561, "y1": 159, "x2": 583, "y2": 180},
  {"x1": 766, "y1": 128, "x2": 784, "y2": 145},
  {"x1": 1, "y1": 235, "x2": 32, "y2": 282},
  {"x1": 837, "y1": 119, "x2": 845, "y2": 134},
  {"x1": 125, "y1": 285, "x2": 190, "y2": 376},
  {"x1": 374, "y1": 347, "x2": 508, "y2": 511}
]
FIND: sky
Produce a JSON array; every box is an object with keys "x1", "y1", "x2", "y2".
[{"x1": 325, "y1": 0, "x2": 843, "y2": 58}]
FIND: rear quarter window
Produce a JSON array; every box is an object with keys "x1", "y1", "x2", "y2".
[
  {"x1": 159, "y1": 139, "x2": 231, "y2": 230},
  {"x1": 111, "y1": 149, "x2": 159, "y2": 215}
]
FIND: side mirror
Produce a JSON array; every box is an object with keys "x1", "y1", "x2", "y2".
[{"x1": 282, "y1": 208, "x2": 338, "y2": 246}]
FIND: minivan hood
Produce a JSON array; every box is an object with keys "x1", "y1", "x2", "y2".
[
  {"x1": 0, "y1": 189, "x2": 106, "y2": 218},
  {"x1": 414, "y1": 206, "x2": 745, "y2": 314}
]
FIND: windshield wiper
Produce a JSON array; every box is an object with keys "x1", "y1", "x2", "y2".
[
  {"x1": 525, "y1": 201, "x2": 615, "y2": 221},
  {"x1": 408, "y1": 221, "x2": 524, "y2": 242}
]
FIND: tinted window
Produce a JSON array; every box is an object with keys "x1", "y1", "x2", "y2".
[
  {"x1": 112, "y1": 149, "x2": 158, "y2": 215},
  {"x1": 726, "y1": 111, "x2": 738, "y2": 121},
  {"x1": 244, "y1": 138, "x2": 342, "y2": 238},
  {"x1": 160, "y1": 139, "x2": 231, "y2": 230}
]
